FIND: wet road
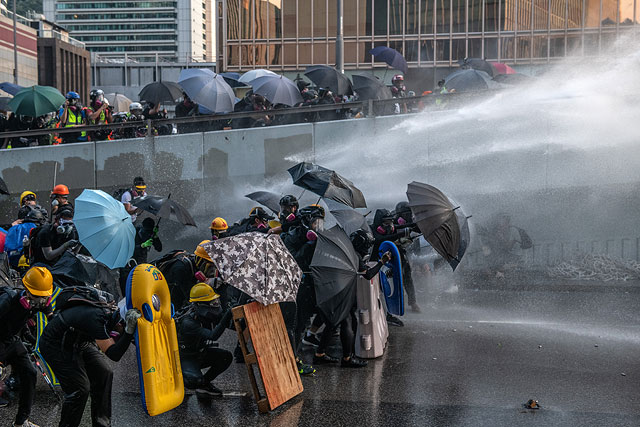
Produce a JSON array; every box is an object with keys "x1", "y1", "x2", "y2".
[{"x1": 3, "y1": 276, "x2": 640, "y2": 426}]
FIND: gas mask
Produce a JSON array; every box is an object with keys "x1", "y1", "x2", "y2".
[
  {"x1": 195, "y1": 300, "x2": 222, "y2": 322},
  {"x1": 377, "y1": 224, "x2": 394, "y2": 235},
  {"x1": 57, "y1": 219, "x2": 75, "y2": 236}
]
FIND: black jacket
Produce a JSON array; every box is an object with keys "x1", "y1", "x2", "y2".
[
  {"x1": 0, "y1": 287, "x2": 51, "y2": 343},
  {"x1": 177, "y1": 307, "x2": 232, "y2": 357}
]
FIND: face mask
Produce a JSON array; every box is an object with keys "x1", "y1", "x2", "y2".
[
  {"x1": 211, "y1": 234, "x2": 218, "y2": 241},
  {"x1": 196, "y1": 303, "x2": 222, "y2": 322},
  {"x1": 397, "y1": 217, "x2": 407, "y2": 226}
]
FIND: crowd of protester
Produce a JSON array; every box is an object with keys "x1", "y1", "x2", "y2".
[{"x1": 0, "y1": 176, "x2": 423, "y2": 427}]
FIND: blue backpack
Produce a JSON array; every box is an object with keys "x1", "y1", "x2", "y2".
[{"x1": 4, "y1": 222, "x2": 37, "y2": 267}]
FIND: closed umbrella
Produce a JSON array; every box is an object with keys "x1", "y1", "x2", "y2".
[
  {"x1": 310, "y1": 226, "x2": 359, "y2": 326},
  {"x1": 178, "y1": 68, "x2": 235, "y2": 113},
  {"x1": 406, "y1": 182, "x2": 469, "y2": 271},
  {"x1": 245, "y1": 191, "x2": 282, "y2": 215},
  {"x1": 238, "y1": 69, "x2": 278, "y2": 84},
  {"x1": 8, "y1": 86, "x2": 65, "y2": 117},
  {"x1": 203, "y1": 233, "x2": 302, "y2": 305},
  {"x1": 288, "y1": 162, "x2": 367, "y2": 208},
  {"x1": 369, "y1": 46, "x2": 409, "y2": 74},
  {"x1": 250, "y1": 75, "x2": 303, "y2": 107},
  {"x1": 0, "y1": 82, "x2": 24, "y2": 96},
  {"x1": 138, "y1": 81, "x2": 183, "y2": 104},
  {"x1": 132, "y1": 194, "x2": 196, "y2": 227},
  {"x1": 105, "y1": 93, "x2": 132, "y2": 112},
  {"x1": 73, "y1": 189, "x2": 135, "y2": 269},
  {"x1": 304, "y1": 65, "x2": 353, "y2": 96},
  {"x1": 352, "y1": 74, "x2": 392, "y2": 101}
]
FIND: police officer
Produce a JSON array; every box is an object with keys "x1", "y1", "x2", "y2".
[
  {"x1": 39, "y1": 289, "x2": 140, "y2": 427},
  {"x1": 177, "y1": 283, "x2": 232, "y2": 397},
  {"x1": 0, "y1": 267, "x2": 54, "y2": 427}
]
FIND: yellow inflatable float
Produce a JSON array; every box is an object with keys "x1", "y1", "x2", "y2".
[{"x1": 126, "y1": 263, "x2": 184, "y2": 416}]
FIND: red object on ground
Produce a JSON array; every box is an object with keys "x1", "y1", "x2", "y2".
[{"x1": 490, "y1": 62, "x2": 517, "y2": 74}]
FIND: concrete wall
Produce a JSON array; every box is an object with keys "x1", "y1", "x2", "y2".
[{"x1": 1, "y1": 113, "x2": 638, "y2": 266}]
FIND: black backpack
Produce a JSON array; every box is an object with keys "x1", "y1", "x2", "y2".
[
  {"x1": 151, "y1": 250, "x2": 193, "y2": 274},
  {"x1": 112, "y1": 188, "x2": 129, "y2": 202},
  {"x1": 55, "y1": 286, "x2": 115, "y2": 313}
]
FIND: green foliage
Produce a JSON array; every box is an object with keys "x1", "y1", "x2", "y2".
[{"x1": 15, "y1": 0, "x2": 43, "y2": 16}]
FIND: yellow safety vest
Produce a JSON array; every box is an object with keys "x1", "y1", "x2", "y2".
[{"x1": 65, "y1": 109, "x2": 87, "y2": 138}]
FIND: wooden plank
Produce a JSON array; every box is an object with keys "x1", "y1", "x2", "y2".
[
  {"x1": 232, "y1": 306, "x2": 263, "y2": 410},
  {"x1": 242, "y1": 302, "x2": 303, "y2": 411}
]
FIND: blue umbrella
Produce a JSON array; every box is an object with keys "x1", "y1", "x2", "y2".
[
  {"x1": 238, "y1": 69, "x2": 277, "y2": 84},
  {"x1": 73, "y1": 189, "x2": 135, "y2": 270},
  {"x1": 369, "y1": 46, "x2": 408, "y2": 73},
  {"x1": 0, "y1": 82, "x2": 24, "y2": 96},
  {"x1": 250, "y1": 75, "x2": 303, "y2": 106},
  {"x1": 178, "y1": 68, "x2": 235, "y2": 113},
  {"x1": 220, "y1": 72, "x2": 246, "y2": 88}
]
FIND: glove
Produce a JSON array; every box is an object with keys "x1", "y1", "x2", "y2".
[
  {"x1": 194, "y1": 271, "x2": 207, "y2": 282},
  {"x1": 152, "y1": 226, "x2": 159, "y2": 237},
  {"x1": 141, "y1": 238, "x2": 153, "y2": 249},
  {"x1": 306, "y1": 230, "x2": 317, "y2": 241},
  {"x1": 381, "y1": 251, "x2": 392, "y2": 264},
  {"x1": 64, "y1": 239, "x2": 78, "y2": 249},
  {"x1": 124, "y1": 308, "x2": 142, "y2": 334}
]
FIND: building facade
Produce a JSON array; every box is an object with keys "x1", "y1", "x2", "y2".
[
  {"x1": 217, "y1": 0, "x2": 638, "y2": 72},
  {"x1": 0, "y1": 11, "x2": 38, "y2": 87},
  {"x1": 43, "y1": 0, "x2": 215, "y2": 62}
]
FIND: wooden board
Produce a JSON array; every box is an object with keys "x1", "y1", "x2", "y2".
[{"x1": 232, "y1": 302, "x2": 303, "y2": 412}]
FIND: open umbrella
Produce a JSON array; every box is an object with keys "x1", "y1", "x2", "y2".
[
  {"x1": 238, "y1": 69, "x2": 278, "y2": 84},
  {"x1": 459, "y1": 58, "x2": 496, "y2": 76},
  {"x1": 0, "y1": 176, "x2": 9, "y2": 195},
  {"x1": 203, "y1": 233, "x2": 302, "y2": 305},
  {"x1": 49, "y1": 251, "x2": 94, "y2": 286},
  {"x1": 304, "y1": 65, "x2": 353, "y2": 96},
  {"x1": 0, "y1": 82, "x2": 24, "y2": 96},
  {"x1": 310, "y1": 226, "x2": 359, "y2": 326},
  {"x1": 178, "y1": 68, "x2": 235, "y2": 113},
  {"x1": 105, "y1": 93, "x2": 132, "y2": 112},
  {"x1": 220, "y1": 72, "x2": 246, "y2": 88},
  {"x1": 288, "y1": 162, "x2": 366, "y2": 209},
  {"x1": 406, "y1": 181, "x2": 469, "y2": 271},
  {"x1": 330, "y1": 209, "x2": 371, "y2": 237},
  {"x1": 132, "y1": 194, "x2": 196, "y2": 227},
  {"x1": 245, "y1": 191, "x2": 282, "y2": 215},
  {"x1": 369, "y1": 46, "x2": 409, "y2": 74},
  {"x1": 8, "y1": 86, "x2": 65, "y2": 117},
  {"x1": 138, "y1": 81, "x2": 183, "y2": 104},
  {"x1": 73, "y1": 189, "x2": 135, "y2": 270},
  {"x1": 250, "y1": 75, "x2": 303, "y2": 107},
  {"x1": 444, "y1": 69, "x2": 501, "y2": 92},
  {"x1": 0, "y1": 97, "x2": 11, "y2": 111},
  {"x1": 352, "y1": 74, "x2": 392, "y2": 101}
]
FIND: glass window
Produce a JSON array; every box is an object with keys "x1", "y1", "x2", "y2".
[
  {"x1": 549, "y1": 35, "x2": 565, "y2": 56},
  {"x1": 241, "y1": 44, "x2": 254, "y2": 65},
  {"x1": 601, "y1": 0, "x2": 617, "y2": 25},
  {"x1": 364, "y1": 0, "x2": 374, "y2": 36},
  {"x1": 374, "y1": 0, "x2": 388, "y2": 35},
  {"x1": 420, "y1": 39, "x2": 435, "y2": 62},
  {"x1": 437, "y1": 0, "x2": 451, "y2": 33},
  {"x1": 299, "y1": 42, "x2": 312, "y2": 64},
  {"x1": 227, "y1": 44, "x2": 239, "y2": 66},
  {"x1": 584, "y1": 0, "x2": 601, "y2": 27},
  {"x1": 269, "y1": 43, "x2": 282, "y2": 65},
  {"x1": 361, "y1": 41, "x2": 373, "y2": 63},
  {"x1": 452, "y1": 0, "x2": 466, "y2": 32},
  {"x1": 421, "y1": 0, "x2": 435, "y2": 34},
  {"x1": 451, "y1": 38, "x2": 466, "y2": 60},
  {"x1": 550, "y1": 0, "x2": 566, "y2": 29},
  {"x1": 583, "y1": 33, "x2": 599, "y2": 55},
  {"x1": 406, "y1": 0, "x2": 420, "y2": 34},
  {"x1": 255, "y1": 0, "x2": 267, "y2": 39},
  {"x1": 328, "y1": 42, "x2": 336, "y2": 64},
  {"x1": 500, "y1": 36, "x2": 515, "y2": 58},
  {"x1": 516, "y1": 35, "x2": 531, "y2": 57},
  {"x1": 532, "y1": 0, "x2": 548, "y2": 30},
  {"x1": 345, "y1": 42, "x2": 358, "y2": 64},
  {"x1": 517, "y1": 0, "x2": 532, "y2": 30},
  {"x1": 484, "y1": 37, "x2": 498, "y2": 58},
  {"x1": 283, "y1": 43, "x2": 296, "y2": 64},
  {"x1": 344, "y1": 0, "x2": 359, "y2": 36},
  {"x1": 255, "y1": 43, "x2": 268, "y2": 65},
  {"x1": 531, "y1": 35, "x2": 548, "y2": 58},
  {"x1": 567, "y1": 0, "x2": 582, "y2": 27},
  {"x1": 435, "y1": 39, "x2": 450, "y2": 60},
  {"x1": 405, "y1": 39, "x2": 419, "y2": 60},
  {"x1": 227, "y1": 0, "x2": 241, "y2": 40},
  {"x1": 485, "y1": 0, "x2": 499, "y2": 31},
  {"x1": 469, "y1": 0, "x2": 483, "y2": 32},
  {"x1": 565, "y1": 34, "x2": 581, "y2": 54},
  {"x1": 283, "y1": 0, "x2": 296, "y2": 38},
  {"x1": 313, "y1": 42, "x2": 327, "y2": 63},
  {"x1": 328, "y1": 0, "x2": 337, "y2": 36},
  {"x1": 390, "y1": 0, "x2": 403, "y2": 35},
  {"x1": 314, "y1": 0, "x2": 327, "y2": 37},
  {"x1": 269, "y1": 1, "x2": 282, "y2": 38},
  {"x1": 299, "y1": 0, "x2": 312, "y2": 37},
  {"x1": 241, "y1": 0, "x2": 252, "y2": 39},
  {"x1": 468, "y1": 37, "x2": 483, "y2": 56}
]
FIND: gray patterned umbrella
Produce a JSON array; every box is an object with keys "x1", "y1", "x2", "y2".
[{"x1": 203, "y1": 232, "x2": 302, "y2": 305}]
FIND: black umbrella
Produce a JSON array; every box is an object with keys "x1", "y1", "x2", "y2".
[
  {"x1": 304, "y1": 65, "x2": 353, "y2": 96},
  {"x1": 310, "y1": 226, "x2": 359, "y2": 326},
  {"x1": 458, "y1": 58, "x2": 495, "y2": 76},
  {"x1": 369, "y1": 46, "x2": 408, "y2": 73},
  {"x1": 406, "y1": 181, "x2": 469, "y2": 271},
  {"x1": 288, "y1": 162, "x2": 367, "y2": 209},
  {"x1": 49, "y1": 251, "x2": 94, "y2": 286},
  {"x1": 352, "y1": 74, "x2": 392, "y2": 101},
  {"x1": 444, "y1": 69, "x2": 500, "y2": 92},
  {"x1": 250, "y1": 75, "x2": 303, "y2": 107},
  {"x1": 132, "y1": 194, "x2": 197, "y2": 226},
  {"x1": 245, "y1": 191, "x2": 281, "y2": 215},
  {"x1": 220, "y1": 72, "x2": 246, "y2": 88},
  {"x1": 138, "y1": 81, "x2": 183, "y2": 104},
  {"x1": 330, "y1": 209, "x2": 371, "y2": 237},
  {"x1": 0, "y1": 176, "x2": 9, "y2": 195}
]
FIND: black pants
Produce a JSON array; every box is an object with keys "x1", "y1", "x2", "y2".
[
  {"x1": 401, "y1": 256, "x2": 417, "y2": 305},
  {"x1": 40, "y1": 340, "x2": 113, "y2": 427},
  {"x1": 181, "y1": 347, "x2": 232, "y2": 389},
  {"x1": 294, "y1": 276, "x2": 317, "y2": 356},
  {"x1": 317, "y1": 312, "x2": 356, "y2": 358},
  {"x1": 279, "y1": 302, "x2": 297, "y2": 354},
  {"x1": 0, "y1": 337, "x2": 37, "y2": 425}
]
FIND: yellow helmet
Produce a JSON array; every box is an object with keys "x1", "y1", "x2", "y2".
[
  {"x1": 194, "y1": 240, "x2": 213, "y2": 262},
  {"x1": 18, "y1": 255, "x2": 30, "y2": 269},
  {"x1": 210, "y1": 217, "x2": 228, "y2": 231},
  {"x1": 189, "y1": 282, "x2": 220, "y2": 302},
  {"x1": 22, "y1": 266, "x2": 53, "y2": 297},
  {"x1": 20, "y1": 191, "x2": 36, "y2": 205}
]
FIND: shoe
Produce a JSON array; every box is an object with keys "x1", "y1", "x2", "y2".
[
  {"x1": 409, "y1": 303, "x2": 422, "y2": 313},
  {"x1": 296, "y1": 359, "x2": 316, "y2": 376},
  {"x1": 301, "y1": 333, "x2": 321, "y2": 347},
  {"x1": 313, "y1": 353, "x2": 339, "y2": 364},
  {"x1": 233, "y1": 345, "x2": 244, "y2": 364},
  {"x1": 13, "y1": 420, "x2": 40, "y2": 427},
  {"x1": 195, "y1": 383, "x2": 223, "y2": 397},
  {"x1": 341, "y1": 356, "x2": 367, "y2": 368},
  {"x1": 386, "y1": 314, "x2": 404, "y2": 327}
]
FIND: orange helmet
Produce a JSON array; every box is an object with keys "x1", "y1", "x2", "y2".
[{"x1": 51, "y1": 184, "x2": 70, "y2": 196}]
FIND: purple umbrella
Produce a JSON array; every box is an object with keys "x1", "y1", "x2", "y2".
[{"x1": 369, "y1": 46, "x2": 408, "y2": 74}]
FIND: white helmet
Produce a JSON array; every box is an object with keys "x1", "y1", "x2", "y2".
[{"x1": 129, "y1": 102, "x2": 142, "y2": 112}]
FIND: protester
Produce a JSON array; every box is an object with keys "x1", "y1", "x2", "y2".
[
  {"x1": 50, "y1": 184, "x2": 73, "y2": 219},
  {"x1": 87, "y1": 89, "x2": 113, "y2": 141},
  {"x1": 176, "y1": 283, "x2": 233, "y2": 397},
  {"x1": 117, "y1": 217, "x2": 161, "y2": 294},
  {"x1": 58, "y1": 92, "x2": 88, "y2": 144},
  {"x1": 120, "y1": 177, "x2": 147, "y2": 223},
  {"x1": 0, "y1": 267, "x2": 54, "y2": 427},
  {"x1": 29, "y1": 206, "x2": 78, "y2": 266},
  {"x1": 209, "y1": 217, "x2": 228, "y2": 240},
  {"x1": 4, "y1": 208, "x2": 46, "y2": 268},
  {"x1": 39, "y1": 288, "x2": 140, "y2": 427},
  {"x1": 227, "y1": 207, "x2": 272, "y2": 236}
]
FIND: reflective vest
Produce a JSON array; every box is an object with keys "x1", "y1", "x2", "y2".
[{"x1": 65, "y1": 109, "x2": 87, "y2": 138}]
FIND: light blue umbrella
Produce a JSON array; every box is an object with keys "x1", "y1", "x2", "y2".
[
  {"x1": 178, "y1": 68, "x2": 235, "y2": 113},
  {"x1": 73, "y1": 189, "x2": 135, "y2": 269},
  {"x1": 238, "y1": 69, "x2": 277, "y2": 84}
]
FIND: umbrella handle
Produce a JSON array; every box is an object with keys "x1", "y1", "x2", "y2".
[
  {"x1": 298, "y1": 189, "x2": 305, "y2": 200},
  {"x1": 316, "y1": 196, "x2": 322, "y2": 205}
]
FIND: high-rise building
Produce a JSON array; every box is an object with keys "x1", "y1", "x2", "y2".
[
  {"x1": 216, "y1": 0, "x2": 638, "y2": 72},
  {"x1": 43, "y1": 0, "x2": 215, "y2": 61}
]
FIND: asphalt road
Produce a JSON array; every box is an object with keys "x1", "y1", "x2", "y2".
[{"x1": 3, "y1": 274, "x2": 640, "y2": 427}]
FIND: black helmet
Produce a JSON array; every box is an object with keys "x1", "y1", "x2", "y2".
[
  {"x1": 298, "y1": 205, "x2": 325, "y2": 227},
  {"x1": 249, "y1": 206, "x2": 273, "y2": 221},
  {"x1": 373, "y1": 209, "x2": 393, "y2": 228},
  {"x1": 350, "y1": 229, "x2": 373, "y2": 257},
  {"x1": 395, "y1": 201, "x2": 412, "y2": 220},
  {"x1": 24, "y1": 207, "x2": 46, "y2": 225},
  {"x1": 279, "y1": 195, "x2": 299, "y2": 209}
]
